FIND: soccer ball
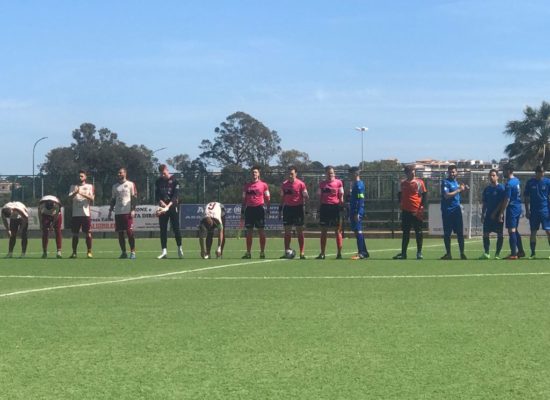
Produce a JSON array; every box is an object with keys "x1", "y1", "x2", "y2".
[{"x1": 285, "y1": 248, "x2": 296, "y2": 259}]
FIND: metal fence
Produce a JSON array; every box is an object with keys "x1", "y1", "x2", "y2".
[{"x1": 1, "y1": 169, "x2": 535, "y2": 232}]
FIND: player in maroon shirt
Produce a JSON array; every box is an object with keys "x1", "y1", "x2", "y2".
[{"x1": 241, "y1": 165, "x2": 271, "y2": 259}]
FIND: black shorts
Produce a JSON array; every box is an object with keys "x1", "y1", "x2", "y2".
[
  {"x1": 319, "y1": 204, "x2": 340, "y2": 228},
  {"x1": 244, "y1": 206, "x2": 265, "y2": 229},
  {"x1": 283, "y1": 205, "x2": 304, "y2": 227},
  {"x1": 401, "y1": 210, "x2": 423, "y2": 233}
]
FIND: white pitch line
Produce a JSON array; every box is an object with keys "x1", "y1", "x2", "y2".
[
  {"x1": 176, "y1": 272, "x2": 550, "y2": 280},
  {"x1": 0, "y1": 259, "x2": 278, "y2": 298}
]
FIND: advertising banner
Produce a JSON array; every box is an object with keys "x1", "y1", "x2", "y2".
[{"x1": 180, "y1": 204, "x2": 283, "y2": 230}]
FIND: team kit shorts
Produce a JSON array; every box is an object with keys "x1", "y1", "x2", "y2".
[
  {"x1": 319, "y1": 204, "x2": 340, "y2": 228},
  {"x1": 442, "y1": 208, "x2": 463, "y2": 236},
  {"x1": 42, "y1": 214, "x2": 63, "y2": 231},
  {"x1": 115, "y1": 214, "x2": 134, "y2": 232},
  {"x1": 282, "y1": 205, "x2": 304, "y2": 227},
  {"x1": 483, "y1": 217, "x2": 504, "y2": 235},
  {"x1": 71, "y1": 216, "x2": 91, "y2": 234},
  {"x1": 244, "y1": 205, "x2": 265, "y2": 229},
  {"x1": 401, "y1": 210, "x2": 422, "y2": 233},
  {"x1": 529, "y1": 212, "x2": 550, "y2": 231}
]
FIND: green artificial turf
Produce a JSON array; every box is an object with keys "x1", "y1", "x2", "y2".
[{"x1": 1, "y1": 237, "x2": 550, "y2": 399}]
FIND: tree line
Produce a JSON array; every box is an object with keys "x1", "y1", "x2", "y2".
[{"x1": 3, "y1": 102, "x2": 548, "y2": 204}]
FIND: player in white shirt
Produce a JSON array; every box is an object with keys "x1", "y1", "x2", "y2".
[
  {"x1": 2, "y1": 201, "x2": 29, "y2": 258},
  {"x1": 108, "y1": 168, "x2": 137, "y2": 259},
  {"x1": 68, "y1": 170, "x2": 95, "y2": 258},
  {"x1": 38, "y1": 195, "x2": 63, "y2": 258},
  {"x1": 198, "y1": 202, "x2": 226, "y2": 259}
]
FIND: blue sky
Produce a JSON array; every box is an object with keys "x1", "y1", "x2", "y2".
[{"x1": 1, "y1": 0, "x2": 549, "y2": 174}]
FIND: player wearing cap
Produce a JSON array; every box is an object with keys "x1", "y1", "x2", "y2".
[
  {"x1": 108, "y1": 168, "x2": 138, "y2": 259},
  {"x1": 38, "y1": 195, "x2": 63, "y2": 258},
  {"x1": 393, "y1": 165, "x2": 427, "y2": 260},
  {"x1": 2, "y1": 201, "x2": 29, "y2": 258},
  {"x1": 198, "y1": 201, "x2": 226, "y2": 259}
]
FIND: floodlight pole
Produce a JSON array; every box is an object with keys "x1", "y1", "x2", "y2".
[
  {"x1": 355, "y1": 127, "x2": 368, "y2": 171},
  {"x1": 32, "y1": 136, "x2": 48, "y2": 200}
]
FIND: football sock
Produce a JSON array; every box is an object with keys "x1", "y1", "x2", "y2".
[
  {"x1": 457, "y1": 232, "x2": 465, "y2": 254},
  {"x1": 72, "y1": 236, "x2": 78, "y2": 253},
  {"x1": 530, "y1": 240, "x2": 536, "y2": 255},
  {"x1": 483, "y1": 237, "x2": 490, "y2": 253},
  {"x1": 444, "y1": 235, "x2": 451, "y2": 255},
  {"x1": 416, "y1": 230, "x2": 423, "y2": 252},
  {"x1": 401, "y1": 232, "x2": 410, "y2": 256},
  {"x1": 246, "y1": 231, "x2": 253, "y2": 252},
  {"x1": 516, "y1": 232, "x2": 524, "y2": 253},
  {"x1": 42, "y1": 232, "x2": 49, "y2": 252},
  {"x1": 284, "y1": 232, "x2": 291, "y2": 250},
  {"x1": 127, "y1": 230, "x2": 135, "y2": 252},
  {"x1": 320, "y1": 232, "x2": 327, "y2": 254},
  {"x1": 298, "y1": 232, "x2": 305, "y2": 254},
  {"x1": 118, "y1": 232, "x2": 126, "y2": 252},
  {"x1": 85, "y1": 234, "x2": 92, "y2": 252},
  {"x1": 496, "y1": 236, "x2": 503, "y2": 255},
  {"x1": 259, "y1": 231, "x2": 266, "y2": 252},
  {"x1": 509, "y1": 233, "x2": 517, "y2": 256},
  {"x1": 336, "y1": 231, "x2": 343, "y2": 252}
]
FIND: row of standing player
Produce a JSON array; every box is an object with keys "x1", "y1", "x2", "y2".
[{"x1": 3, "y1": 163, "x2": 548, "y2": 260}]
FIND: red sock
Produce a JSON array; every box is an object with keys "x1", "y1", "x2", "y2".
[
  {"x1": 284, "y1": 232, "x2": 291, "y2": 250},
  {"x1": 42, "y1": 230, "x2": 48, "y2": 252},
  {"x1": 336, "y1": 231, "x2": 343, "y2": 252},
  {"x1": 298, "y1": 232, "x2": 305, "y2": 254},
  {"x1": 259, "y1": 231, "x2": 266, "y2": 252},
  {"x1": 85, "y1": 234, "x2": 92, "y2": 252},
  {"x1": 246, "y1": 232, "x2": 253, "y2": 252}
]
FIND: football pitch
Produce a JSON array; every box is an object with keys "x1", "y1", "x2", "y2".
[{"x1": 1, "y1": 237, "x2": 550, "y2": 399}]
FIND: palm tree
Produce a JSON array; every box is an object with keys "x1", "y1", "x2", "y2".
[{"x1": 504, "y1": 101, "x2": 550, "y2": 169}]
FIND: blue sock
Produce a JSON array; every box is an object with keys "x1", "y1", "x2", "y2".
[
  {"x1": 509, "y1": 233, "x2": 517, "y2": 256},
  {"x1": 356, "y1": 232, "x2": 364, "y2": 254},
  {"x1": 530, "y1": 240, "x2": 536, "y2": 256},
  {"x1": 516, "y1": 232, "x2": 524, "y2": 253}
]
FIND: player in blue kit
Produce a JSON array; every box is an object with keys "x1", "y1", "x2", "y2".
[
  {"x1": 440, "y1": 165, "x2": 469, "y2": 260},
  {"x1": 523, "y1": 165, "x2": 550, "y2": 259},
  {"x1": 501, "y1": 165, "x2": 525, "y2": 259},
  {"x1": 479, "y1": 169, "x2": 506, "y2": 259},
  {"x1": 348, "y1": 167, "x2": 369, "y2": 259}
]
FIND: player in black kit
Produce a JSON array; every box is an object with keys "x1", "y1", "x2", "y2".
[{"x1": 155, "y1": 164, "x2": 183, "y2": 259}]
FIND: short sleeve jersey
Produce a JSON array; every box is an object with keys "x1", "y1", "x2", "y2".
[
  {"x1": 400, "y1": 178, "x2": 427, "y2": 213},
  {"x1": 349, "y1": 180, "x2": 366, "y2": 213},
  {"x1": 441, "y1": 178, "x2": 461, "y2": 213},
  {"x1": 319, "y1": 179, "x2": 344, "y2": 205},
  {"x1": 70, "y1": 183, "x2": 94, "y2": 217},
  {"x1": 482, "y1": 184, "x2": 505, "y2": 218},
  {"x1": 524, "y1": 177, "x2": 550, "y2": 215},
  {"x1": 504, "y1": 177, "x2": 522, "y2": 217},
  {"x1": 39, "y1": 195, "x2": 61, "y2": 217},
  {"x1": 112, "y1": 180, "x2": 137, "y2": 215},
  {"x1": 281, "y1": 178, "x2": 307, "y2": 206},
  {"x1": 2, "y1": 201, "x2": 29, "y2": 219},
  {"x1": 204, "y1": 202, "x2": 225, "y2": 228},
  {"x1": 243, "y1": 180, "x2": 270, "y2": 207}
]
